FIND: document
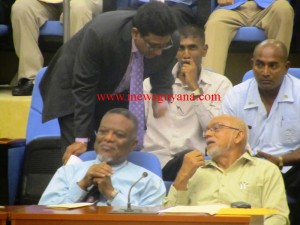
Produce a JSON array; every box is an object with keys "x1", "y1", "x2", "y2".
[
  {"x1": 159, "y1": 204, "x2": 229, "y2": 215},
  {"x1": 47, "y1": 202, "x2": 94, "y2": 209},
  {"x1": 38, "y1": 0, "x2": 63, "y2": 4}
]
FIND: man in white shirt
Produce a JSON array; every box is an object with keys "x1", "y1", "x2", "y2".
[
  {"x1": 142, "y1": 25, "x2": 232, "y2": 180},
  {"x1": 221, "y1": 39, "x2": 300, "y2": 224}
]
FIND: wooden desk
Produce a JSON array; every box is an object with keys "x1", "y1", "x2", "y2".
[
  {"x1": 0, "y1": 212, "x2": 7, "y2": 225},
  {"x1": 6, "y1": 205, "x2": 263, "y2": 225}
]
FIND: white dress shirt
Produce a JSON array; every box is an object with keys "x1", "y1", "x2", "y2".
[{"x1": 143, "y1": 64, "x2": 232, "y2": 167}]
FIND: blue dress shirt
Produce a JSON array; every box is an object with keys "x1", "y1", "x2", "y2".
[{"x1": 39, "y1": 158, "x2": 166, "y2": 206}]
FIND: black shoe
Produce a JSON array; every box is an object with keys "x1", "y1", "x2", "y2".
[{"x1": 12, "y1": 78, "x2": 34, "y2": 96}]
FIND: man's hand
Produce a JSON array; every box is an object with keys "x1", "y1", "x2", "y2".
[
  {"x1": 256, "y1": 150, "x2": 281, "y2": 167},
  {"x1": 77, "y1": 162, "x2": 113, "y2": 192},
  {"x1": 62, "y1": 142, "x2": 87, "y2": 164},
  {"x1": 180, "y1": 59, "x2": 199, "y2": 91},
  {"x1": 173, "y1": 150, "x2": 205, "y2": 191},
  {"x1": 218, "y1": 0, "x2": 234, "y2": 6}
]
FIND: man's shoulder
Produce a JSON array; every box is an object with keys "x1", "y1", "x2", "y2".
[{"x1": 203, "y1": 69, "x2": 231, "y2": 83}]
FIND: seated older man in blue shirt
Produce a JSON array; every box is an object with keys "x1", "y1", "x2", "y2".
[
  {"x1": 221, "y1": 39, "x2": 300, "y2": 224},
  {"x1": 39, "y1": 108, "x2": 165, "y2": 206}
]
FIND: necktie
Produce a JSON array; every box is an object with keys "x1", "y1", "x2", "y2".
[
  {"x1": 83, "y1": 186, "x2": 99, "y2": 203},
  {"x1": 129, "y1": 52, "x2": 145, "y2": 150}
]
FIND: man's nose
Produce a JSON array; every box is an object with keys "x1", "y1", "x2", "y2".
[
  {"x1": 103, "y1": 131, "x2": 114, "y2": 141},
  {"x1": 153, "y1": 48, "x2": 163, "y2": 56}
]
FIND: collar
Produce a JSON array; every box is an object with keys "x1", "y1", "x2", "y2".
[
  {"x1": 204, "y1": 151, "x2": 254, "y2": 169},
  {"x1": 95, "y1": 156, "x2": 129, "y2": 172},
  {"x1": 132, "y1": 39, "x2": 138, "y2": 53},
  {"x1": 243, "y1": 74, "x2": 294, "y2": 110}
]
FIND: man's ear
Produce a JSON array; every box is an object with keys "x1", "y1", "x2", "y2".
[
  {"x1": 234, "y1": 130, "x2": 244, "y2": 145},
  {"x1": 131, "y1": 138, "x2": 138, "y2": 151},
  {"x1": 131, "y1": 27, "x2": 139, "y2": 39},
  {"x1": 202, "y1": 44, "x2": 208, "y2": 57}
]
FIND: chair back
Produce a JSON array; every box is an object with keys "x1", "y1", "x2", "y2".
[
  {"x1": 8, "y1": 67, "x2": 61, "y2": 205},
  {"x1": 26, "y1": 67, "x2": 60, "y2": 144}
]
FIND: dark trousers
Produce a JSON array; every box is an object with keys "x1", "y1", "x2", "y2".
[{"x1": 283, "y1": 165, "x2": 300, "y2": 225}]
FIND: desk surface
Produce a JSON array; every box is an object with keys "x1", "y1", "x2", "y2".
[{"x1": 5, "y1": 205, "x2": 262, "y2": 225}]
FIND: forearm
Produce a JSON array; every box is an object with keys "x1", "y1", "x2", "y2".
[{"x1": 280, "y1": 148, "x2": 300, "y2": 166}]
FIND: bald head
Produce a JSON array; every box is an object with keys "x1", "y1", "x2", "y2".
[
  {"x1": 206, "y1": 115, "x2": 249, "y2": 151},
  {"x1": 253, "y1": 39, "x2": 288, "y2": 61}
]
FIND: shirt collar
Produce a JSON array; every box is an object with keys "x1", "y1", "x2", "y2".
[
  {"x1": 204, "y1": 151, "x2": 253, "y2": 169},
  {"x1": 132, "y1": 39, "x2": 139, "y2": 53},
  {"x1": 243, "y1": 74, "x2": 294, "y2": 110},
  {"x1": 95, "y1": 155, "x2": 129, "y2": 172}
]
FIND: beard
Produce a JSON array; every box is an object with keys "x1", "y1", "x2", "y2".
[{"x1": 207, "y1": 133, "x2": 234, "y2": 159}]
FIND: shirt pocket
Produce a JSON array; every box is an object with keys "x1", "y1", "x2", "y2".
[
  {"x1": 244, "y1": 183, "x2": 263, "y2": 207},
  {"x1": 279, "y1": 116, "x2": 300, "y2": 147}
]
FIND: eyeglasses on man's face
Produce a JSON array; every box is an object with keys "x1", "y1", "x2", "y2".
[
  {"x1": 142, "y1": 36, "x2": 173, "y2": 51},
  {"x1": 203, "y1": 123, "x2": 240, "y2": 137}
]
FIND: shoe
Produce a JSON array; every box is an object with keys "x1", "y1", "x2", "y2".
[{"x1": 12, "y1": 78, "x2": 34, "y2": 96}]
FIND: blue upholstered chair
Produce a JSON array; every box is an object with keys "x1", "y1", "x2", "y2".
[
  {"x1": 210, "y1": 0, "x2": 266, "y2": 43},
  {"x1": 242, "y1": 68, "x2": 300, "y2": 82},
  {"x1": 211, "y1": 0, "x2": 292, "y2": 44},
  {"x1": 39, "y1": 21, "x2": 64, "y2": 37},
  {"x1": 0, "y1": 24, "x2": 9, "y2": 36},
  {"x1": 7, "y1": 67, "x2": 61, "y2": 205}
]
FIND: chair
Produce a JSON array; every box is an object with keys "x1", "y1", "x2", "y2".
[
  {"x1": 209, "y1": 0, "x2": 292, "y2": 48},
  {"x1": 0, "y1": 24, "x2": 9, "y2": 36},
  {"x1": 7, "y1": 67, "x2": 61, "y2": 205},
  {"x1": 209, "y1": 0, "x2": 266, "y2": 44},
  {"x1": 242, "y1": 68, "x2": 300, "y2": 82}
]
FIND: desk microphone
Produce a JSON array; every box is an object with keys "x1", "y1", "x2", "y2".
[{"x1": 126, "y1": 172, "x2": 148, "y2": 212}]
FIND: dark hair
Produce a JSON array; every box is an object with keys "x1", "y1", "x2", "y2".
[
  {"x1": 132, "y1": 2, "x2": 177, "y2": 37},
  {"x1": 104, "y1": 108, "x2": 138, "y2": 136},
  {"x1": 178, "y1": 24, "x2": 205, "y2": 44}
]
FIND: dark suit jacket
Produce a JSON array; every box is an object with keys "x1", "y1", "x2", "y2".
[{"x1": 40, "y1": 10, "x2": 179, "y2": 138}]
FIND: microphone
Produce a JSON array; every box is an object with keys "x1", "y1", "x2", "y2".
[
  {"x1": 126, "y1": 172, "x2": 148, "y2": 212},
  {"x1": 111, "y1": 172, "x2": 148, "y2": 214}
]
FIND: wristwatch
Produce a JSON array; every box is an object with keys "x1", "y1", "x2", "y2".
[
  {"x1": 106, "y1": 189, "x2": 119, "y2": 205},
  {"x1": 191, "y1": 87, "x2": 203, "y2": 97},
  {"x1": 278, "y1": 156, "x2": 284, "y2": 168}
]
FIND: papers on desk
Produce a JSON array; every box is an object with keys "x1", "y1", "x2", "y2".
[
  {"x1": 159, "y1": 204, "x2": 229, "y2": 215},
  {"x1": 159, "y1": 205, "x2": 278, "y2": 216},
  {"x1": 38, "y1": 0, "x2": 63, "y2": 4},
  {"x1": 47, "y1": 203, "x2": 94, "y2": 209}
]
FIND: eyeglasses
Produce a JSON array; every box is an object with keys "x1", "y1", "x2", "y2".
[
  {"x1": 142, "y1": 37, "x2": 173, "y2": 51},
  {"x1": 203, "y1": 123, "x2": 240, "y2": 137}
]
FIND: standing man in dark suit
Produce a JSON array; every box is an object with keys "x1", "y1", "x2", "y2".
[{"x1": 40, "y1": 2, "x2": 178, "y2": 164}]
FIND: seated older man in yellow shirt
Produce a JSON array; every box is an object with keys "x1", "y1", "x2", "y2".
[{"x1": 164, "y1": 115, "x2": 289, "y2": 225}]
